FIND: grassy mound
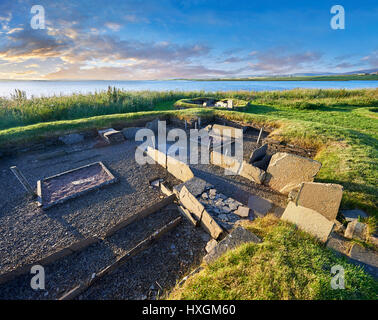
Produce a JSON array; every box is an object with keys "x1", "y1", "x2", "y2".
[
  {"x1": 169, "y1": 216, "x2": 378, "y2": 300},
  {"x1": 174, "y1": 97, "x2": 249, "y2": 110}
]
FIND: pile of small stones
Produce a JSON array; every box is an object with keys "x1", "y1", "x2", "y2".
[{"x1": 198, "y1": 187, "x2": 250, "y2": 231}]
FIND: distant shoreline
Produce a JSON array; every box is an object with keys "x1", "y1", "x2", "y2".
[{"x1": 177, "y1": 74, "x2": 378, "y2": 81}]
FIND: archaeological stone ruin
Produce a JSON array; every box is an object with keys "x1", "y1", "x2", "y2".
[{"x1": 0, "y1": 115, "x2": 377, "y2": 300}]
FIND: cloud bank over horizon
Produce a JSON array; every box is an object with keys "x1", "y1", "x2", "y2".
[{"x1": 0, "y1": 0, "x2": 377, "y2": 80}]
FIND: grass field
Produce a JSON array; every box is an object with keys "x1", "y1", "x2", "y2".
[
  {"x1": 169, "y1": 216, "x2": 378, "y2": 300},
  {"x1": 1, "y1": 87, "x2": 377, "y2": 299}
]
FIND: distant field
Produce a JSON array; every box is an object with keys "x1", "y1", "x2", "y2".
[{"x1": 190, "y1": 74, "x2": 378, "y2": 81}]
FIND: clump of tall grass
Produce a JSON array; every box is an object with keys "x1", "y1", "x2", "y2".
[{"x1": 0, "y1": 88, "x2": 376, "y2": 130}]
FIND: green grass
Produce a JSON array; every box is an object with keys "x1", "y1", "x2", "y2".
[
  {"x1": 1, "y1": 87, "x2": 377, "y2": 300},
  {"x1": 169, "y1": 216, "x2": 378, "y2": 300},
  {"x1": 0, "y1": 88, "x2": 377, "y2": 217}
]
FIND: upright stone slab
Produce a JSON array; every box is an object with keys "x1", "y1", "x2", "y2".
[
  {"x1": 249, "y1": 143, "x2": 268, "y2": 163},
  {"x1": 146, "y1": 146, "x2": 167, "y2": 168},
  {"x1": 265, "y1": 152, "x2": 322, "y2": 195},
  {"x1": 296, "y1": 182, "x2": 343, "y2": 221},
  {"x1": 200, "y1": 209, "x2": 223, "y2": 239},
  {"x1": 247, "y1": 194, "x2": 273, "y2": 218},
  {"x1": 344, "y1": 220, "x2": 368, "y2": 241},
  {"x1": 179, "y1": 186, "x2": 205, "y2": 221},
  {"x1": 239, "y1": 161, "x2": 266, "y2": 184},
  {"x1": 210, "y1": 151, "x2": 241, "y2": 174},
  {"x1": 167, "y1": 155, "x2": 194, "y2": 182},
  {"x1": 203, "y1": 226, "x2": 261, "y2": 264},
  {"x1": 281, "y1": 201, "x2": 334, "y2": 243}
]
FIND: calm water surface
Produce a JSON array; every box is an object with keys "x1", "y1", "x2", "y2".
[{"x1": 0, "y1": 80, "x2": 377, "y2": 98}]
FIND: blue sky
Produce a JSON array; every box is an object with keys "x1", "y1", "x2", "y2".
[{"x1": 0, "y1": 0, "x2": 377, "y2": 79}]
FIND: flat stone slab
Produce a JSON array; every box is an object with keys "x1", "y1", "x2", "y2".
[
  {"x1": 59, "y1": 133, "x2": 84, "y2": 145},
  {"x1": 349, "y1": 244, "x2": 378, "y2": 277},
  {"x1": 234, "y1": 206, "x2": 250, "y2": 218},
  {"x1": 344, "y1": 220, "x2": 368, "y2": 241},
  {"x1": 326, "y1": 232, "x2": 351, "y2": 256},
  {"x1": 341, "y1": 209, "x2": 368, "y2": 222},
  {"x1": 173, "y1": 177, "x2": 212, "y2": 198},
  {"x1": 249, "y1": 143, "x2": 268, "y2": 163},
  {"x1": 265, "y1": 152, "x2": 322, "y2": 195},
  {"x1": 247, "y1": 194, "x2": 273, "y2": 218},
  {"x1": 203, "y1": 226, "x2": 261, "y2": 264},
  {"x1": 37, "y1": 161, "x2": 117, "y2": 210},
  {"x1": 296, "y1": 182, "x2": 343, "y2": 221},
  {"x1": 281, "y1": 201, "x2": 334, "y2": 243}
]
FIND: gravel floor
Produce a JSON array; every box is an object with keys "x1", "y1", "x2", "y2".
[
  {"x1": 0, "y1": 138, "x2": 180, "y2": 276},
  {"x1": 0, "y1": 203, "x2": 210, "y2": 299},
  {"x1": 0, "y1": 120, "x2": 316, "y2": 300}
]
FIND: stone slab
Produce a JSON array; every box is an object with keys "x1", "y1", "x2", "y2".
[
  {"x1": 341, "y1": 209, "x2": 368, "y2": 222},
  {"x1": 247, "y1": 194, "x2": 273, "y2": 218},
  {"x1": 349, "y1": 244, "x2": 378, "y2": 269},
  {"x1": 173, "y1": 177, "x2": 212, "y2": 198},
  {"x1": 179, "y1": 185, "x2": 205, "y2": 221},
  {"x1": 344, "y1": 220, "x2": 368, "y2": 241},
  {"x1": 203, "y1": 226, "x2": 261, "y2": 263},
  {"x1": 59, "y1": 133, "x2": 84, "y2": 145},
  {"x1": 103, "y1": 130, "x2": 125, "y2": 143},
  {"x1": 210, "y1": 151, "x2": 241, "y2": 174},
  {"x1": 296, "y1": 182, "x2": 343, "y2": 221},
  {"x1": 234, "y1": 206, "x2": 250, "y2": 218},
  {"x1": 265, "y1": 152, "x2": 322, "y2": 195},
  {"x1": 210, "y1": 124, "x2": 242, "y2": 139},
  {"x1": 239, "y1": 161, "x2": 266, "y2": 184},
  {"x1": 281, "y1": 201, "x2": 334, "y2": 243},
  {"x1": 326, "y1": 232, "x2": 351, "y2": 256},
  {"x1": 200, "y1": 209, "x2": 223, "y2": 239},
  {"x1": 167, "y1": 156, "x2": 194, "y2": 182},
  {"x1": 205, "y1": 239, "x2": 218, "y2": 253},
  {"x1": 249, "y1": 143, "x2": 268, "y2": 163},
  {"x1": 177, "y1": 205, "x2": 198, "y2": 227},
  {"x1": 146, "y1": 146, "x2": 167, "y2": 168}
]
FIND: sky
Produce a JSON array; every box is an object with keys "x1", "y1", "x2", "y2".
[{"x1": 0, "y1": 0, "x2": 377, "y2": 80}]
